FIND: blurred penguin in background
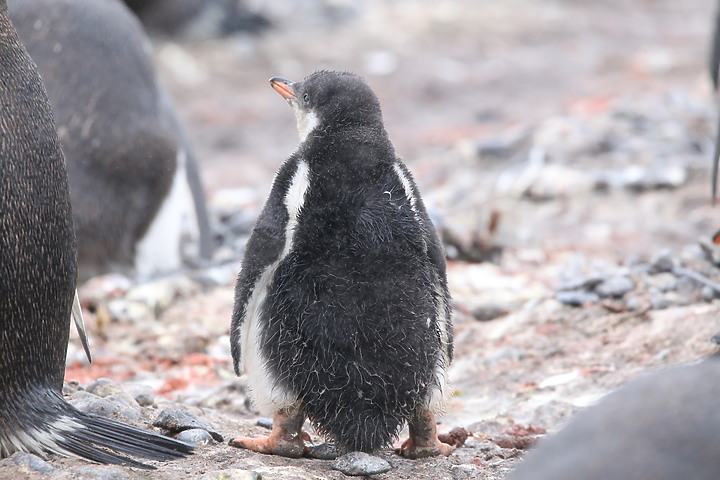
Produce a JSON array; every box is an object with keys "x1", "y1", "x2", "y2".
[
  {"x1": 9, "y1": 0, "x2": 212, "y2": 282},
  {"x1": 123, "y1": 0, "x2": 270, "y2": 40}
]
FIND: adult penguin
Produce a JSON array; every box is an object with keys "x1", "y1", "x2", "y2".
[
  {"x1": 8, "y1": 0, "x2": 212, "y2": 282},
  {"x1": 230, "y1": 71, "x2": 454, "y2": 458},
  {"x1": 0, "y1": 0, "x2": 192, "y2": 467},
  {"x1": 123, "y1": 0, "x2": 270, "y2": 40},
  {"x1": 507, "y1": 359, "x2": 720, "y2": 480}
]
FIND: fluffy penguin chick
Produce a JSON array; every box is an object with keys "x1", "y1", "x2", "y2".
[
  {"x1": 0, "y1": 1, "x2": 192, "y2": 468},
  {"x1": 230, "y1": 71, "x2": 454, "y2": 458}
]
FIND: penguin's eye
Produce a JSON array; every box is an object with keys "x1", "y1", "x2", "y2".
[{"x1": 302, "y1": 93, "x2": 310, "y2": 103}]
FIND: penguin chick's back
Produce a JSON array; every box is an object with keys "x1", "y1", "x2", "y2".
[{"x1": 233, "y1": 71, "x2": 452, "y2": 454}]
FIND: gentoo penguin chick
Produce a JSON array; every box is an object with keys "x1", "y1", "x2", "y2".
[
  {"x1": 230, "y1": 71, "x2": 454, "y2": 458},
  {"x1": 507, "y1": 360, "x2": 720, "y2": 480},
  {"x1": 0, "y1": 0, "x2": 192, "y2": 467},
  {"x1": 8, "y1": 0, "x2": 212, "y2": 282}
]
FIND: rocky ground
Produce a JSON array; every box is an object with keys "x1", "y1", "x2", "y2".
[{"x1": 4, "y1": 0, "x2": 720, "y2": 478}]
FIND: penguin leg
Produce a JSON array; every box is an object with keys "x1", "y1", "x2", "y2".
[
  {"x1": 398, "y1": 407, "x2": 455, "y2": 459},
  {"x1": 229, "y1": 408, "x2": 306, "y2": 458}
]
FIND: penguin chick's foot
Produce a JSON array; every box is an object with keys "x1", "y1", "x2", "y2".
[
  {"x1": 229, "y1": 410, "x2": 306, "y2": 458},
  {"x1": 398, "y1": 408, "x2": 455, "y2": 459}
]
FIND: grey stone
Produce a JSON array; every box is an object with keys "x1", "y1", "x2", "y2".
[
  {"x1": 471, "y1": 303, "x2": 509, "y2": 322},
  {"x1": 702, "y1": 286, "x2": 718, "y2": 302},
  {"x1": 485, "y1": 346, "x2": 524, "y2": 367},
  {"x1": 197, "y1": 470, "x2": 261, "y2": 480},
  {"x1": 177, "y1": 428, "x2": 215, "y2": 446},
  {"x1": 331, "y1": 452, "x2": 392, "y2": 476},
  {"x1": 650, "y1": 250, "x2": 676, "y2": 273},
  {"x1": 650, "y1": 293, "x2": 671, "y2": 310},
  {"x1": 153, "y1": 409, "x2": 224, "y2": 442},
  {"x1": 256, "y1": 417, "x2": 273, "y2": 429},
  {"x1": 134, "y1": 393, "x2": 155, "y2": 407},
  {"x1": 86, "y1": 378, "x2": 124, "y2": 397},
  {"x1": 305, "y1": 442, "x2": 338, "y2": 460},
  {"x1": 555, "y1": 290, "x2": 599, "y2": 306},
  {"x1": 10, "y1": 452, "x2": 54, "y2": 474},
  {"x1": 76, "y1": 466, "x2": 129, "y2": 479},
  {"x1": 594, "y1": 275, "x2": 634, "y2": 298}
]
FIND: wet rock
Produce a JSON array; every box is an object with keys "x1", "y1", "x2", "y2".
[
  {"x1": 197, "y1": 469, "x2": 262, "y2": 480},
  {"x1": 177, "y1": 428, "x2": 215, "y2": 446},
  {"x1": 154, "y1": 409, "x2": 224, "y2": 442},
  {"x1": 594, "y1": 275, "x2": 634, "y2": 298},
  {"x1": 10, "y1": 452, "x2": 54, "y2": 475},
  {"x1": 332, "y1": 452, "x2": 392, "y2": 476},
  {"x1": 555, "y1": 290, "x2": 599, "y2": 306},
  {"x1": 305, "y1": 442, "x2": 338, "y2": 460}
]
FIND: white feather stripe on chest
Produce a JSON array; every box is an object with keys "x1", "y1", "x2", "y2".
[
  {"x1": 236, "y1": 160, "x2": 311, "y2": 415},
  {"x1": 392, "y1": 163, "x2": 419, "y2": 214},
  {"x1": 282, "y1": 160, "x2": 311, "y2": 255}
]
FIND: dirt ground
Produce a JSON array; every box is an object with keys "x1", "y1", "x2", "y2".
[{"x1": 4, "y1": 0, "x2": 720, "y2": 478}]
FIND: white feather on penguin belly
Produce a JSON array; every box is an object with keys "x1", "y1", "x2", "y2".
[
  {"x1": 239, "y1": 159, "x2": 311, "y2": 415},
  {"x1": 134, "y1": 148, "x2": 201, "y2": 279}
]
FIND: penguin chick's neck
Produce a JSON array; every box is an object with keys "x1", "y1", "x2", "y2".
[{"x1": 290, "y1": 101, "x2": 319, "y2": 142}]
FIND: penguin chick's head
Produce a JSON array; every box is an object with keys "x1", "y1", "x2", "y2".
[{"x1": 269, "y1": 71, "x2": 384, "y2": 142}]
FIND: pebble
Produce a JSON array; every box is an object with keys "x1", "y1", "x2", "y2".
[
  {"x1": 76, "y1": 466, "x2": 129, "y2": 480},
  {"x1": 644, "y1": 272, "x2": 678, "y2": 292},
  {"x1": 86, "y1": 378, "x2": 124, "y2": 397},
  {"x1": 10, "y1": 452, "x2": 54, "y2": 475},
  {"x1": 106, "y1": 299, "x2": 155, "y2": 323},
  {"x1": 177, "y1": 428, "x2": 216, "y2": 446},
  {"x1": 305, "y1": 442, "x2": 338, "y2": 460},
  {"x1": 471, "y1": 303, "x2": 509, "y2": 322},
  {"x1": 331, "y1": 452, "x2": 392, "y2": 476},
  {"x1": 594, "y1": 275, "x2": 634, "y2": 298},
  {"x1": 256, "y1": 417, "x2": 273, "y2": 429},
  {"x1": 650, "y1": 250, "x2": 676, "y2": 273},
  {"x1": 702, "y1": 286, "x2": 718, "y2": 302},
  {"x1": 153, "y1": 408, "x2": 224, "y2": 442},
  {"x1": 650, "y1": 293, "x2": 671, "y2": 310},
  {"x1": 485, "y1": 346, "x2": 524, "y2": 367},
  {"x1": 197, "y1": 470, "x2": 261, "y2": 480},
  {"x1": 73, "y1": 396, "x2": 142, "y2": 423},
  {"x1": 126, "y1": 280, "x2": 179, "y2": 314},
  {"x1": 555, "y1": 290, "x2": 599, "y2": 306}
]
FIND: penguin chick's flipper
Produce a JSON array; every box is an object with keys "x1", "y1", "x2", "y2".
[
  {"x1": 229, "y1": 409, "x2": 306, "y2": 458},
  {"x1": 71, "y1": 289, "x2": 92, "y2": 363},
  {"x1": 398, "y1": 408, "x2": 455, "y2": 459}
]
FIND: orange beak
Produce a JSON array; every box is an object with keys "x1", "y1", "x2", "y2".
[{"x1": 269, "y1": 77, "x2": 296, "y2": 99}]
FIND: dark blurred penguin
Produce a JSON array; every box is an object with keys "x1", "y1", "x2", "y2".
[
  {"x1": 123, "y1": 0, "x2": 270, "y2": 40},
  {"x1": 229, "y1": 71, "x2": 454, "y2": 458},
  {"x1": 712, "y1": 2, "x2": 720, "y2": 203},
  {"x1": 8, "y1": 0, "x2": 212, "y2": 282},
  {"x1": 0, "y1": 0, "x2": 192, "y2": 467},
  {"x1": 507, "y1": 360, "x2": 720, "y2": 480}
]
